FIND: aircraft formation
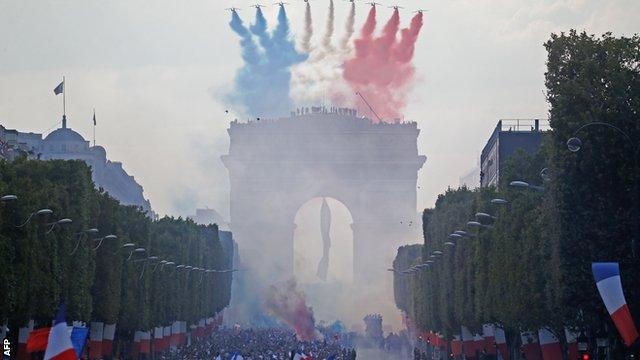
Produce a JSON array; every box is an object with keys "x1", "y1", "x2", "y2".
[{"x1": 226, "y1": 1, "x2": 427, "y2": 13}]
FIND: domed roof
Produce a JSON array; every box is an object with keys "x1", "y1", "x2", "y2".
[
  {"x1": 90, "y1": 145, "x2": 107, "y2": 159},
  {"x1": 44, "y1": 128, "x2": 86, "y2": 142}
]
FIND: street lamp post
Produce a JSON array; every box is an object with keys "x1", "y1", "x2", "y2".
[
  {"x1": 45, "y1": 218, "x2": 72, "y2": 234},
  {"x1": 92, "y1": 234, "x2": 117, "y2": 251},
  {"x1": 1, "y1": 195, "x2": 17, "y2": 202},
  {"x1": 509, "y1": 180, "x2": 545, "y2": 191},
  {"x1": 0, "y1": 195, "x2": 17, "y2": 218},
  {"x1": 69, "y1": 228, "x2": 100, "y2": 255},
  {"x1": 567, "y1": 121, "x2": 640, "y2": 258},
  {"x1": 16, "y1": 208, "x2": 53, "y2": 227},
  {"x1": 119, "y1": 243, "x2": 136, "y2": 257},
  {"x1": 127, "y1": 247, "x2": 146, "y2": 261},
  {"x1": 139, "y1": 256, "x2": 158, "y2": 280}
]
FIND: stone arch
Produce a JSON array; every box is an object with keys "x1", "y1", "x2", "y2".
[{"x1": 222, "y1": 112, "x2": 426, "y2": 286}]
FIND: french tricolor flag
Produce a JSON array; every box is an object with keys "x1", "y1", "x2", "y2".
[
  {"x1": 482, "y1": 324, "x2": 497, "y2": 355},
  {"x1": 520, "y1": 331, "x2": 542, "y2": 360},
  {"x1": 564, "y1": 327, "x2": 579, "y2": 360},
  {"x1": 461, "y1": 326, "x2": 474, "y2": 358},
  {"x1": 592, "y1": 262, "x2": 639, "y2": 346},
  {"x1": 451, "y1": 335, "x2": 463, "y2": 356},
  {"x1": 44, "y1": 304, "x2": 77, "y2": 360},
  {"x1": 537, "y1": 327, "x2": 562, "y2": 360},
  {"x1": 495, "y1": 327, "x2": 510, "y2": 360}
]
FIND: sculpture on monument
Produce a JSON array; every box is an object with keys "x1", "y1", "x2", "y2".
[{"x1": 316, "y1": 198, "x2": 332, "y2": 281}]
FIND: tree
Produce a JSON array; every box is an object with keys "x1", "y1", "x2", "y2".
[
  {"x1": 393, "y1": 30, "x2": 640, "y2": 355},
  {"x1": 0, "y1": 158, "x2": 233, "y2": 353},
  {"x1": 545, "y1": 31, "x2": 640, "y2": 350}
]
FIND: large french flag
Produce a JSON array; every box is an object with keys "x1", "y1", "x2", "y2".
[
  {"x1": 593, "y1": 262, "x2": 639, "y2": 346},
  {"x1": 139, "y1": 331, "x2": 151, "y2": 354},
  {"x1": 88, "y1": 322, "x2": 103, "y2": 360},
  {"x1": 170, "y1": 321, "x2": 180, "y2": 349},
  {"x1": 101, "y1": 323, "x2": 115, "y2": 357},
  {"x1": 495, "y1": 327, "x2": 510, "y2": 360},
  {"x1": 44, "y1": 304, "x2": 77, "y2": 360},
  {"x1": 482, "y1": 324, "x2": 497, "y2": 355},
  {"x1": 153, "y1": 326, "x2": 163, "y2": 353},
  {"x1": 537, "y1": 327, "x2": 562, "y2": 360},
  {"x1": 565, "y1": 327, "x2": 579, "y2": 360},
  {"x1": 461, "y1": 326, "x2": 475, "y2": 358},
  {"x1": 163, "y1": 326, "x2": 171, "y2": 351},
  {"x1": 520, "y1": 331, "x2": 542, "y2": 360},
  {"x1": 451, "y1": 335, "x2": 463, "y2": 356},
  {"x1": 473, "y1": 333, "x2": 484, "y2": 355},
  {"x1": 197, "y1": 318, "x2": 206, "y2": 339}
]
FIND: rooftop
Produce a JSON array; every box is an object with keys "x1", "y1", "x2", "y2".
[
  {"x1": 44, "y1": 127, "x2": 86, "y2": 142},
  {"x1": 495, "y1": 119, "x2": 550, "y2": 132}
]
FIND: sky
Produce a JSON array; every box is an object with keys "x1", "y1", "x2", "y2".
[{"x1": 1, "y1": 0, "x2": 639, "y2": 219}]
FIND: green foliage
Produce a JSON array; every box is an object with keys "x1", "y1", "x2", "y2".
[
  {"x1": 393, "y1": 243, "x2": 423, "y2": 313},
  {"x1": 545, "y1": 31, "x2": 640, "y2": 336},
  {"x1": 0, "y1": 158, "x2": 232, "y2": 337},
  {"x1": 395, "y1": 151, "x2": 557, "y2": 339},
  {"x1": 393, "y1": 31, "x2": 640, "y2": 351}
]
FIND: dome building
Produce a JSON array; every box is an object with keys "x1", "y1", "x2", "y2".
[
  {"x1": 2, "y1": 117, "x2": 154, "y2": 216},
  {"x1": 41, "y1": 127, "x2": 92, "y2": 160}
]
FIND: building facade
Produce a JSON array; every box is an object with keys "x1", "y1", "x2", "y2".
[
  {"x1": 480, "y1": 119, "x2": 548, "y2": 188},
  {"x1": 0, "y1": 121, "x2": 153, "y2": 215}
]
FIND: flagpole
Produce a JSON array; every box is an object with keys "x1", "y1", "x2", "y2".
[
  {"x1": 93, "y1": 108, "x2": 96, "y2": 147},
  {"x1": 62, "y1": 76, "x2": 66, "y2": 128},
  {"x1": 63, "y1": 76, "x2": 66, "y2": 117}
]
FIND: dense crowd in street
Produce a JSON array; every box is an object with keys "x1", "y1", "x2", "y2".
[{"x1": 161, "y1": 328, "x2": 357, "y2": 360}]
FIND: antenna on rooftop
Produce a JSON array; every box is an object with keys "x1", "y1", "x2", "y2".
[{"x1": 355, "y1": 91, "x2": 382, "y2": 122}]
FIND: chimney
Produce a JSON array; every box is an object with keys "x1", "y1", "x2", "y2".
[{"x1": 534, "y1": 119, "x2": 539, "y2": 132}]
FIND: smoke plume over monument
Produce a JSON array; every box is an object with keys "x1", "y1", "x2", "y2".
[
  {"x1": 223, "y1": 4, "x2": 425, "y2": 332},
  {"x1": 226, "y1": 7, "x2": 307, "y2": 117},
  {"x1": 342, "y1": 8, "x2": 424, "y2": 121}
]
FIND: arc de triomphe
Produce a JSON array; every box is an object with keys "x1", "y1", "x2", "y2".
[{"x1": 222, "y1": 109, "x2": 426, "y2": 285}]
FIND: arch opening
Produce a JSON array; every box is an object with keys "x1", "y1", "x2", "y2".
[{"x1": 293, "y1": 197, "x2": 354, "y2": 284}]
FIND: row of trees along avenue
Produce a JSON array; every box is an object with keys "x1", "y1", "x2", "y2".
[
  {"x1": 393, "y1": 31, "x2": 640, "y2": 357},
  {"x1": 0, "y1": 157, "x2": 233, "y2": 355}
]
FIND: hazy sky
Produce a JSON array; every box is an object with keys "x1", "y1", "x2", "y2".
[{"x1": 1, "y1": 0, "x2": 638, "y2": 218}]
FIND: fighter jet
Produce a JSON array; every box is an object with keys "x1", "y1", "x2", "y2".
[
  {"x1": 367, "y1": 2, "x2": 381, "y2": 7},
  {"x1": 252, "y1": 3, "x2": 265, "y2": 8},
  {"x1": 225, "y1": 7, "x2": 240, "y2": 12},
  {"x1": 388, "y1": 4, "x2": 403, "y2": 10},
  {"x1": 274, "y1": 1, "x2": 289, "y2": 6},
  {"x1": 415, "y1": 9, "x2": 428, "y2": 13}
]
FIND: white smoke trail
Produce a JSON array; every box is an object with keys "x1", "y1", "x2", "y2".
[
  {"x1": 322, "y1": 0, "x2": 335, "y2": 51},
  {"x1": 291, "y1": 0, "x2": 356, "y2": 105},
  {"x1": 340, "y1": 2, "x2": 356, "y2": 53},
  {"x1": 301, "y1": 2, "x2": 313, "y2": 53}
]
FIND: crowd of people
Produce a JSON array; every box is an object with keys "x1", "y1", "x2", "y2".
[{"x1": 161, "y1": 327, "x2": 357, "y2": 360}]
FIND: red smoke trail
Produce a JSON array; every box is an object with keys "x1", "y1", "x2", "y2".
[
  {"x1": 373, "y1": 9, "x2": 400, "y2": 61},
  {"x1": 353, "y1": 6, "x2": 376, "y2": 58},
  {"x1": 341, "y1": 10, "x2": 423, "y2": 122},
  {"x1": 394, "y1": 12, "x2": 423, "y2": 63},
  {"x1": 265, "y1": 279, "x2": 316, "y2": 341}
]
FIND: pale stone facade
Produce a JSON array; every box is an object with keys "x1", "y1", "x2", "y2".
[{"x1": 0, "y1": 123, "x2": 153, "y2": 216}]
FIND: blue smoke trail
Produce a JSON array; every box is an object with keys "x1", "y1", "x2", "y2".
[
  {"x1": 230, "y1": 11, "x2": 260, "y2": 66},
  {"x1": 250, "y1": 8, "x2": 271, "y2": 50},
  {"x1": 226, "y1": 7, "x2": 308, "y2": 118}
]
